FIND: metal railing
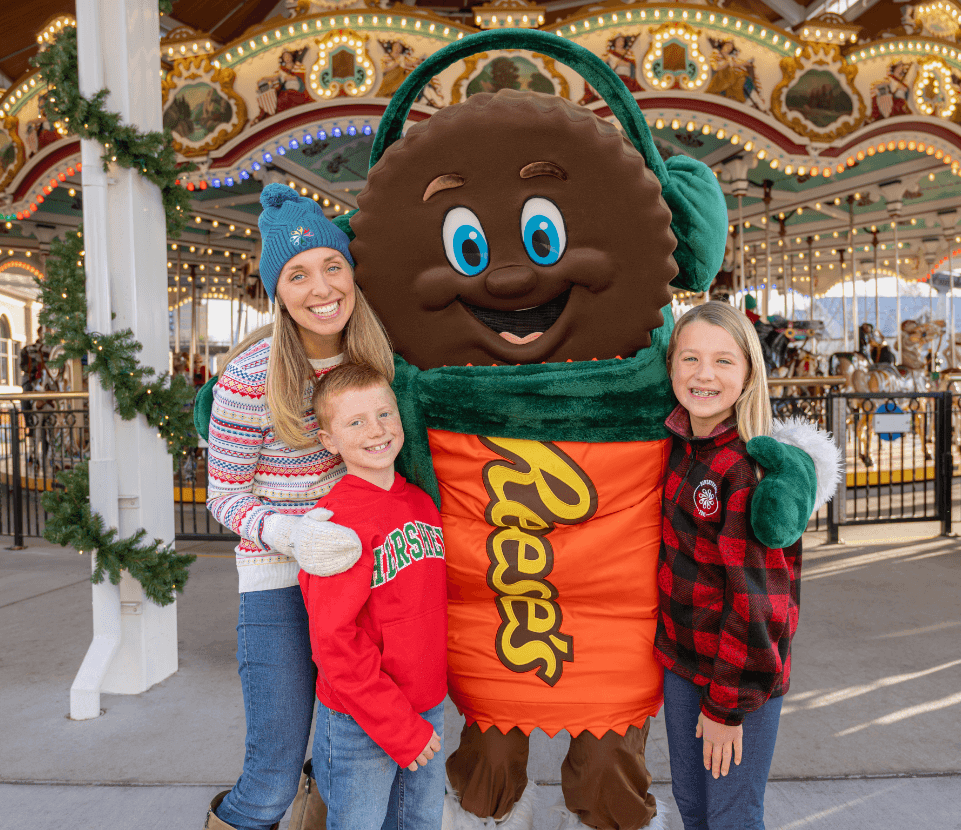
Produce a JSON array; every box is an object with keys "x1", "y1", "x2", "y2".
[
  {"x1": 824, "y1": 391, "x2": 955, "y2": 542},
  {"x1": 1, "y1": 390, "x2": 956, "y2": 545},
  {"x1": 0, "y1": 393, "x2": 236, "y2": 546}
]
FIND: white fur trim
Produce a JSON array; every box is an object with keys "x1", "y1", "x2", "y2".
[
  {"x1": 442, "y1": 782, "x2": 536, "y2": 830},
  {"x1": 772, "y1": 417, "x2": 843, "y2": 511},
  {"x1": 550, "y1": 796, "x2": 669, "y2": 830},
  {"x1": 496, "y1": 782, "x2": 537, "y2": 829},
  {"x1": 443, "y1": 792, "x2": 496, "y2": 829}
]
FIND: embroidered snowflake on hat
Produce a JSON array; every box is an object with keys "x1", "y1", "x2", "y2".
[{"x1": 290, "y1": 226, "x2": 314, "y2": 246}]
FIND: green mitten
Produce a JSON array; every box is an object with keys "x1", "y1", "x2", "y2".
[
  {"x1": 193, "y1": 375, "x2": 218, "y2": 443},
  {"x1": 746, "y1": 436, "x2": 817, "y2": 549}
]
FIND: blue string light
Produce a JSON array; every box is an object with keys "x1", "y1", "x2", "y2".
[
  {"x1": 289, "y1": 138, "x2": 299, "y2": 150},
  {"x1": 262, "y1": 151, "x2": 273, "y2": 163},
  {"x1": 240, "y1": 170, "x2": 250, "y2": 181},
  {"x1": 362, "y1": 124, "x2": 372, "y2": 136},
  {"x1": 277, "y1": 145, "x2": 286, "y2": 156},
  {"x1": 332, "y1": 126, "x2": 342, "y2": 138},
  {"x1": 225, "y1": 176, "x2": 235, "y2": 187},
  {"x1": 317, "y1": 129, "x2": 327, "y2": 141},
  {"x1": 251, "y1": 161, "x2": 262, "y2": 171},
  {"x1": 347, "y1": 124, "x2": 357, "y2": 136},
  {"x1": 212, "y1": 178, "x2": 222, "y2": 188},
  {"x1": 303, "y1": 133, "x2": 313, "y2": 145}
]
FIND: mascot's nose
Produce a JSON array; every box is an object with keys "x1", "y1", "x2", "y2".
[{"x1": 485, "y1": 265, "x2": 537, "y2": 299}]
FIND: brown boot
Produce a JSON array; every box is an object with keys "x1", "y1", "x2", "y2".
[
  {"x1": 204, "y1": 790, "x2": 281, "y2": 830},
  {"x1": 203, "y1": 792, "x2": 233, "y2": 830},
  {"x1": 287, "y1": 759, "x2": 328, "y2": 830}
]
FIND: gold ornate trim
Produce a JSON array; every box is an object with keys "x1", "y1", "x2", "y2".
[
  {"x1": 913, "y1": 58, "x2": 959, "y2": 119},
  {"x1": 770, "y1": 43, "x2": 865, "y2": 143},
  {"x1": 309, "y1": 29, "x2": 375, "y2": 98},
  {"x1": 536, "y1": 54, "x2": 570, "y2": 99},
  {"x1": 0, "y1": 116, "x2": 25, "y2": 192},
  {"x1": 161, "y1": 57, "x2": 248, "y2": 157},
  {"x1": 641, "y1": 22, "x2": 709, "y2": 91},
  {"x1": 450, "y1": 51, "x2": 568, "y2": 104},
  {"x1": 451, "y1": 53, "x2": 486, "y2": 104}
]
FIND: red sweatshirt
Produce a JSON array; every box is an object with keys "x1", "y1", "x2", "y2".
[{"x1": 299, "y1": 473, "x2": 448, "y2": 768}]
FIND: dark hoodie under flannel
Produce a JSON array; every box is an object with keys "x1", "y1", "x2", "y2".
[{"x1": 654, "y1": 406, "x2": 801, "y2": 726}]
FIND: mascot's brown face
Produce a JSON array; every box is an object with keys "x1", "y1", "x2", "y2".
[{"x1": 351, "y1": 90, "x2": 679, "y2": 369}]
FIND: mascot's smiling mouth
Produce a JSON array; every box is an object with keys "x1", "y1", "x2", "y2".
[{"x1": 462, "y1": 289, "x2": 570, "y2": 345}]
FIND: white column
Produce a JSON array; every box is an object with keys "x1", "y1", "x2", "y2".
[
  {"x1": 72, "y1": 0, "x2": 177, "y2": 720},
  {"x1": 848, "y1": 196, "x2": 858, "y2": 350},
  {"x1": 764, "y1": 195, "x2": 772, "y2": 317}
]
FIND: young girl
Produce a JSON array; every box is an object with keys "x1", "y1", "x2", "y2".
[
  {"x1": 203, "y1": 183, "x2": 394, "y2": 830},
  {"x1": 656, "y1": 301, "x2": 801, "y2": 830}
]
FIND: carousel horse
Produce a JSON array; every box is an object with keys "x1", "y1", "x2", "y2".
[
  {"x1": 19, "y1": 342, "x2": 82, "y2": 473},
  {"x1": 830, "y1": 319, "x2": 942, "y2": 466},
  {"x1": 859, "y1": 322, "x2": 897, "y2": 365}
]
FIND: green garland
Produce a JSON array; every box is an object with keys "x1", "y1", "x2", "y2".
[
  {"x1": 32, "y1": 25, "x2": 193, "y2": 237},
  {"x1": 31, "y1": 16, "x2": 200, "y2": 607},
  {"x1": 41, "y1": 464, "x2": 194, "y2": 608}
]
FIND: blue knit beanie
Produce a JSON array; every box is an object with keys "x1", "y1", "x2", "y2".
[{"x1": 257, "y1": 183, "x2": 354, "y2": 302}]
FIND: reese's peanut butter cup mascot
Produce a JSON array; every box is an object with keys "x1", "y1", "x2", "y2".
[
  {"x1": 339, "y1": 30, "x2": 839, "y2": 830},
  {"x1": 192, "y1": 29, "x2": 839, "y2": 830}
]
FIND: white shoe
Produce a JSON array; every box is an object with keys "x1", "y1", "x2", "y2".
[
  {"x1": 551, "y1": 796, "x2": 669, "y2": 830},
  {"x1": 494, "y1": 782, "x2": 536, "y2": 830},
  {"x1": 442, "y1": 782, "x2": 537, "y2": 830}
]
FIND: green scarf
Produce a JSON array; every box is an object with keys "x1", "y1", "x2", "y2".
[{"x1": 393, "y1": 307, "x2": 677, "y2": 503}]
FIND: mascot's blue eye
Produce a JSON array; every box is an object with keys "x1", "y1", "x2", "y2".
[
  {"x1": 521, "y1": 198, "x2": 566, "y2": 266},
  {"x1": 443, "y1": 207, "x2": 490, "y2": 276}
]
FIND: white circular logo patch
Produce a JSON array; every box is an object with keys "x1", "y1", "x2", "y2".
[{"x1": 693, "y1": 479, "x2": 719, "y2": 518}]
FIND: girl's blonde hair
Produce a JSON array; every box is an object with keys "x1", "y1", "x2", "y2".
[
  {"x1": 666, "y1": 300, "x2": 772, "y2": 443},
  {"x1": 220, "y1": 283, "x2": 394, "y2": 449}
]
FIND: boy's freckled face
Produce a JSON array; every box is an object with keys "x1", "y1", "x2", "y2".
[{"x1": 319, "y1": 385, "x2": 404, "y2": 479}]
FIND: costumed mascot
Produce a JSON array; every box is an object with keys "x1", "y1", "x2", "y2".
[
  {"x1": 193, "y1": 29, "x2": 838, "y2": 830},
  {"x1": 344, "y1": 31, "x2": 836, "y2": 830}
]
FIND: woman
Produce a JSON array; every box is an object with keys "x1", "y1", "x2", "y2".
[{"x1": 203, "y1": 183, "x2": 394, "y2": 830}]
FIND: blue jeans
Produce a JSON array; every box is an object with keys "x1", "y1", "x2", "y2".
[
  {"x1": 216, "y1": 587, "x2": 317, "y2": 830},
  {"x1": 663, "y1": 669, "x2": 783, "y2": 830},
  {"x1": 312, "y1": 700, "x2": 445, "y2": 830}
]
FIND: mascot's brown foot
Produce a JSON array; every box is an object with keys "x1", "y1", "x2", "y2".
[
  {"x1": 550, "y1": 798, "x2": 668, "y2": 830},
  {"x1": 443, "y1": 781, "x2": 537, "y2": 830}
]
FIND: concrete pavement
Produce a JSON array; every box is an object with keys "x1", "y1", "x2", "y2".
[{"x1": 1, "y1": 530, "x2": 960, "y2": 829}]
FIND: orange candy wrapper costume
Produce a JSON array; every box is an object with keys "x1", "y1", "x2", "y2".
[{"x1": 430, "y1": 430, "x2": 669, "y2": 738}]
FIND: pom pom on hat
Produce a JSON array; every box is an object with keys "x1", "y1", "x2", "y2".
[
  {"x1": 257, "y1": 183, "x2": 354, "y2": 302},
  {"x1": 261, "y1": 182, "x2": 303, "y2": 210}
]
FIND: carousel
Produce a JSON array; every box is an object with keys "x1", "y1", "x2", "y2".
[{"x1": 1, "y1": 0, "x2": 961, "y2": 531}]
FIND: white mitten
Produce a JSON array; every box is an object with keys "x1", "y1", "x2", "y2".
[{"x1": 262, "y1": 508, "x2": 363, "y2": 576}]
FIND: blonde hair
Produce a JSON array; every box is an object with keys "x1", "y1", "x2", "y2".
[
  {"x1": 220, "y1": 283, "x2": 394, "y2": 449},
  {"x1": 313, "y1": 362, "x2": 396, "y2": 432},
  {"x1": 666, "y1": 301, "x2": 771, "y2": 443}
]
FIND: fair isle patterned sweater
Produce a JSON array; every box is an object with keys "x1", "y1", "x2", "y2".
[{"x1": 207, "y1": 337, "x2": 345, "y2": 593}]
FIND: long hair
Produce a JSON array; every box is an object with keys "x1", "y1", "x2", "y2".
[
  {"x1": 220, "y1": 282, "x2": 394, "y2": 450},
  {"x1": 666, "y1": 301, "x2": 771, "y2": 443}
]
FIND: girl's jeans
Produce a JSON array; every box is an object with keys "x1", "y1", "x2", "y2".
[
  {"x1": 217, "y1": 586, "x2": 316, "y2": 830},
  {"x1": 663, "y1": 668, "x2": 783, "y2": 830},
  {"x1": 312, "y1": 700, "x2": 445, "y2": 830}
]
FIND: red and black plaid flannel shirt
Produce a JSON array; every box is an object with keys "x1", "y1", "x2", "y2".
[{"x1": 654, "y1": 405, "x2": 801, "y2": 726}]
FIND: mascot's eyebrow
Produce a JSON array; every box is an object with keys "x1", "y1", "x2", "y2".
[
  {"x1": 519, "y1": 161, "x2": 568, "y2": 181},
  {"x1": 423, "y1": 174, "x2": 466, "y2": 202}
]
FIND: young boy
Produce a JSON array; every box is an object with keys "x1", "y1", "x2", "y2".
[{"x1": 300, "y1": 363, "x2": 447, "y2": 830}]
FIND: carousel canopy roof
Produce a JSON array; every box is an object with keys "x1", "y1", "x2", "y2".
[{"x1": 3, "y1": 0, "x2": 961, "y2": 304}]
